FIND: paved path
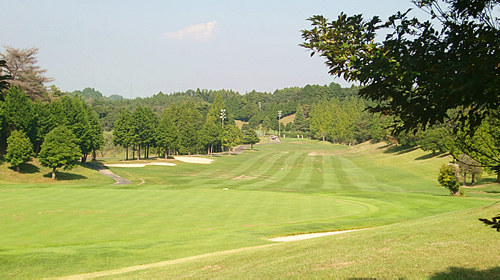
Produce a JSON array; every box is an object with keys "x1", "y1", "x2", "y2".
[{"x1": 86, "y1": 162, "x2": 131, "y2": 185}]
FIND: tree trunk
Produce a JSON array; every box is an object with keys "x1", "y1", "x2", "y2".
[
  {"x1": 126, "y1": 146, "x2": 129, "y2": 160},
  {"x1": 137, "y1": 143, "x2": 141, "y2": 160},
  {"x1": 132, "y1": 146, "x2": 135, "y2": 159},
  {"x1": 497, "y1": 171, "x2": 500, "y2": 183},
  {"x1": 52, "y1": 167, "x2": 56, "y2": 179},
  {"x1": 471, "y1": 173, "x2": 476, "y2": 186},
  {"x1": 123, "y1": 147, "x2": 126, "y2": 161},
  {"x1": 165, "y1": 146, "x2": 168, "y2": 159},
  {"x1": 16, "y1": 166, "x2": 20, "y2": 172},
  {"x1": 92, "y1": 150, "x2": 97, "y2": 161},
  {"x1": 82, "y1": 154, "x2": 87, "y2": 163}
]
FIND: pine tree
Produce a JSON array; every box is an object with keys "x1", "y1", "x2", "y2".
[
  {"x1": 293, "y1": 105, "x2": 309, "y2": 134},
  {"x1": 156, "y1": 111, "x2": 179, "y2": 158}
]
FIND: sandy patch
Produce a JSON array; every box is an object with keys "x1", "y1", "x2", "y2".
[
  {"x1": 105, "y1": 162, "x2": 176, "y2": 168},
  {"x1": 174, "y1": 156, "x2": 214, "y2": 164},
  {"x1": 268, "y1": 229, "x2": 366, "y2": 242},
  {"x1": 147, "y1": 162, "x2": 176, "y2": 166}
]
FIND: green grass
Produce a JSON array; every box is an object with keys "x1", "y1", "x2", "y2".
[
  {"x1": 107, "y1": 202, "x2": 500, "y2": 279},
  {"x1": 0, "y1": 140, "x2": 498, "y2": 278}
]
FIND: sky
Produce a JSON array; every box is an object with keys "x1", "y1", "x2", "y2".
[{"x1": 2, "y1": 0, "x2": 424, "y2": 98}]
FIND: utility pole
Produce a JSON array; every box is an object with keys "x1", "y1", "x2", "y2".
[{"x1": 278, "y1": 110, "x2": 282, "y2": 138}]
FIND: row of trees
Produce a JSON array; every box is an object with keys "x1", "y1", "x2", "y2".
[{"x1": 113, "y1": 93, "x2": 259, "y2": 160}]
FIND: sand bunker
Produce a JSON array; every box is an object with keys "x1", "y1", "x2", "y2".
[
  {"x1": 173, "y1": 156, "x2": 214, "y2": 164},
  {"x1": 105, "y1": 162, "x2": 176, "y2": 168},
  {"x1": 268, "y1": 229, "x2": 365, "y2": 242}
]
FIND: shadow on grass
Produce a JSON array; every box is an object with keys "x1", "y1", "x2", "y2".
[
  {"x1": 429, "y1": 266, "x2": 500, "y2": 279},
  {"x1": 7, "y1": 162, "x2": 40, "y2": 174},
  {"x1": 382, "y1": 144, "x2": 419, "y2": 155},
  {"x1": 43, "y1": 172, "x2": 87, "y2": 180},
  {"x1": 415, "y1": 152, "x2": 448, "y2": 161}
]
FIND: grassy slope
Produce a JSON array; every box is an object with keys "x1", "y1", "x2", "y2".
[
  {"x1": 0, "y1": 140, "x2": 498, "y2": 278},
  {"x1": 111, "y1": 202, "x2": 500, "y2": 279}
]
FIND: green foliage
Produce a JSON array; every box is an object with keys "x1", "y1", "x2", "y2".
[
  {"x1": 301, "y1": 0, "x2": 499, "y2": 133},
  {"x1": 3, "y1": 87, "x2": 34, "y2": 133},
  {"x1": 5, "y1": 130, "x2": 34, "y2": 170},
  {"x1": 417, "y1": 126, "x2": 450, "y2": 155},
  {"x1": 156, "y1": 110, "x2": 180, "y2": 156},
  {"x1": 242, "y1": 128, "x2": 259, "y2": 149},
  {"x1": 293, "y1": 104, "x2": 309, "y2": 134},
  {"x1": 38, "y1": 126, "x2": 81, "y2": 178},
  {"x1": 437, "y1": 164, "x2": 461, "y2": 195}
]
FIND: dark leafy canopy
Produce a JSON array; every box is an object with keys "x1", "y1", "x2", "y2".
[
  {"x1": 38, "y1": 126, "x2": 81, "y2": 172},
  {"x1": 301, "y1": 0, "x2": 499, "y2": 133}
]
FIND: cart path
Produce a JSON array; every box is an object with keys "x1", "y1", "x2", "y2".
[
  {"x1": 51, "y1": 228, "x2": 365, "y2": 279},
  {"x1": 86, "y1": 162, "x2": 131, "y2": 185}
]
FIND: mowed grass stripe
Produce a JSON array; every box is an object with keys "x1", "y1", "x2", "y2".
[
  {"x1": 261, "y1": 151, "x2": 303, "y2": 190},
  {"x1": 229, "y1": 151, "x2": 290, "y2": 189},
  {"x1": 268, "y1": 152, "x2": 308, "y2": 191}
]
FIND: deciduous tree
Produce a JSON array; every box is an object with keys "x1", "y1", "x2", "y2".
[{"x1": 39, "y1": 126, "x2": 81, "y2": 179}]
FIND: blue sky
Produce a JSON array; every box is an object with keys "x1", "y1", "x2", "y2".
[{"x1": 2, "y1": 0, "x2": 422, "y2": 98}]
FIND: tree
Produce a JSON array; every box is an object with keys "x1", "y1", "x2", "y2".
[
  {"x1": 301, "y1": 0, "x2": 499, "y2": 134},
  {"x1": 5, "y1": 130, "x2": 34, "y2": 171},
  {"x1": 457, "y1": 154, "x2": 482, "y2": 186},
  {"x1": 242, "y1": 128, "x2": 259, "y2": 150},
  {"x1": 418, "y1": 126, "x2": 450, "y2": 156},
  {"x1": 156, "y1": 111, "x2": 179, "y2": 158},
  {"x1": 309, "y1": 101, "x2": 332, "y2": 141},
  {"x1": 113, "y1": 109, "x2": 135, "y2": 160},
  {"x1": 85, "y1": 104, "x2": 104, "y2": 161},
  {"x1": 38, "y1": 126, "x2": 81, "y2": 179},
  {"x1": 0, "y1": 59, "x2": 11, "y2": 93},
  {"x1": 0, "y1": 46, "x2": 53, "y2": 99},
  {"x1": 293, "y1": 104, "x2": 309, "y2": 134},
  {"x1": 437, "y1": 164, "x2": 461, "y2": 196}
]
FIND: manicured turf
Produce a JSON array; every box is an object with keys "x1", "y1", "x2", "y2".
[{"x1": 0, "y1": 140, "x2": 498, "y2": 278}]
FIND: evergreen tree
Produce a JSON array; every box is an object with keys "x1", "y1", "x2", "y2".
[
  {"x1": 242, "y1": 128, "x2": 259, "y2": 150},
  {"x1": 156, "y1": 110, "x2": 179, "y2": 158},
  {"x1": 113, "y1": 109, "x2": 135, "y2": 160},
  {"x1": 6, "y1": 130, "x2": 34, "y2": 171},
  {"x1": 39, "y1": 126, "x2": 81, "y2": 179},
  {"x1": 293, "y1": 105, "x2": 309, "y2": 134},
  {"x1": 309, "y1": 101, "x2": 332, "y2": 141}
]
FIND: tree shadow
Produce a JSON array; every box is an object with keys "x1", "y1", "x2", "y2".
[
  {"x1": 43, "y1": 172, "x2": 87, "y2": 181},
  {"x1": 382, "y1": 145, "x2": 419, "y2": 155},
  {"x1": 429, "y1": 266, "x2": 500, "y2": 279},
  {"x1": 17, "y1": 163, "x2": 40, "y2": 174},
  {"x1": 415, "y1": 152, "x2": 447, "y2": 161}
]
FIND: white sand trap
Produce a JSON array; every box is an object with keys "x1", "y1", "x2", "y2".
[
  {"x1": 268, "y1": 229, "x2": 365, "y2": 242},
  {"x1": 147, "y1": 162, "x2": 176, "y2": 166},
  {"x1": 105, "y1": 162, "x2": 176, "y2": 168},
  {"x1": 174, "y1": 156, "x2": 214, "y2": 164}
]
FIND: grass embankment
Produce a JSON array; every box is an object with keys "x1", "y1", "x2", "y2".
[
  {"x1": 0, "y1": 140, "x2": 498, "y2": 278},
  {"x1": 106, "y1": 202, "x2": 500, "y2": 279}
]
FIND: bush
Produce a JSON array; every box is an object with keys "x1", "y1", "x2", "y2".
[{"x1": 437, "y1": 164, "x2": 461, "y2": 195}]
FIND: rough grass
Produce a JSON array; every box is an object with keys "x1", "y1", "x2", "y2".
[
  {"x1": 106, "y1": 202, "x2": 500, "y2": 279},
  {"x1": 0, "y1": 140, "x2": 498, "y2": 278}
]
